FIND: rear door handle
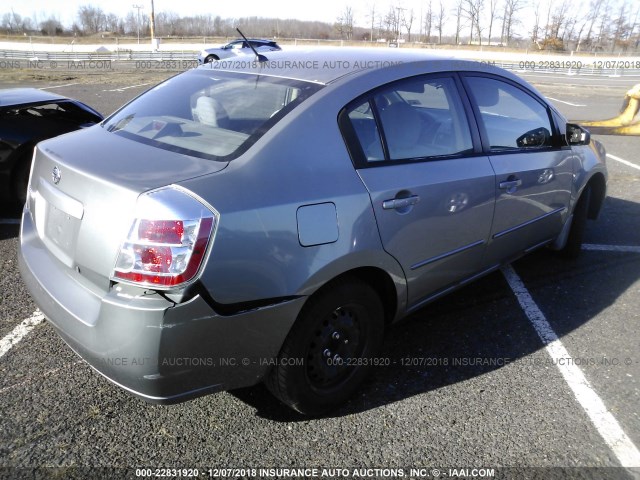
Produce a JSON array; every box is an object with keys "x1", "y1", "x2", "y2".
[
  {"x1": 499, "y1": 178, "x2": 522, "y2": 194},
  {"x1": 382, "y1": 195, "x2": 420, "y2": 210},
  {"x1": 499, "y1": 179, "x2": 522, "y2": 189}
]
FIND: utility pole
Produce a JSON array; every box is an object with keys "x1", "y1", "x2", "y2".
[
  {"x1": 133, "y1": 4, "x2": 143, "y2": 44},
  {"x1": 394, "y1": 6, "x2": 405, "y2": 42},
  {"x1": 149, "y1": 0, "x2": 156, "y2": 43}
]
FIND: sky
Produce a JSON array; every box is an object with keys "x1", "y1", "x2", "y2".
[{"x1": 7, "y1": 0, "x2": 381, "y2": 27}]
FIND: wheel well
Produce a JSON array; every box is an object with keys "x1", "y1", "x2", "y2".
[
  {"x1": 586, "y1": 172, "x2": 606, "y2": 220},
  {"x1": 315, "y1": 268, "x2": 398, "y2": 327}
]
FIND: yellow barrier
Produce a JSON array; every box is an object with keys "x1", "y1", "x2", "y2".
[{"x1": 577, "y1": 84, "x2": 640, "y2": 135}]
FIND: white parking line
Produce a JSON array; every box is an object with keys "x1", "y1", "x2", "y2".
[
  {"x1": 0, "y1": 310, "x2": 45, "y2": 359},
  {"x1": 607, "y1": 154, "x2": 640, "y2": 172},
  {"x1": 583, "y1": 244, "x2": 640, "y2": 254},
  {"x1": 502, "y1": 265, "x2": 640, "y2": 468},
  {"x1": 0, "y1": 218, "x2": 20, "y2": 225},
  {"x1": 103, "y1": 82, "x2": 152, "y2": 92},
  {"x1": 547, "y1": 97, "x2": 586, "y2": 107},
  {"x1": 39, "y1": 83, "x2": 80, "y2": 90}
]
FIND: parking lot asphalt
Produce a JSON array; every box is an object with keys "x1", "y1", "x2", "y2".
[{"x1": 0, "y1": 68, "x2": 639, "y2": 479}]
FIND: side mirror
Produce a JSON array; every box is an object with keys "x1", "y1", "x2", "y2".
[
  {"x1": 566, "y1": 123, "x2": 591, "y2": 146},
  {"x1": 516, "y1": 127, "x2": 551, "y2": 148}
]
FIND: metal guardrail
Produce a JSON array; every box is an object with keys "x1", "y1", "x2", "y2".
[
  {"x1": 0, "y1": 49, "x2": 194, "y2": 62},
  {"x1": 480, "y1": 61, "x2": 640, "y2": 78},
  {"x1": 1, "y1": 49, "x2": 640, "y2": 77},
  {"x1": 0, "y1": 49, "x2": 199, "y2": 71}
]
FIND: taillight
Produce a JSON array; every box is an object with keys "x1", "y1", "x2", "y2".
[{"x1": 112, "y1": 186, "x2": 218, "y2": 289}]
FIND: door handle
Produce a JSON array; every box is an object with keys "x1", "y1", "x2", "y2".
[
  {"x1": 499, "y1": 178, "x2": 522, "y2": 194},
  {"x1": 499, "y1": 179, "x2": 522, "y2": 189},
  {"x1": 382, "y1": 195, "x2": 420, "y2": 210}
]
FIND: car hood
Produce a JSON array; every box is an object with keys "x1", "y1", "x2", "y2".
[{"x1": 203, "y1": 46, "x2": 225, "y2": 53}]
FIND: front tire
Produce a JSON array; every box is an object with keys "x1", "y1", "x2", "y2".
[
  {"x1": 266, "y1": 277, "x2": 384, "y2": 415},
  {"x1": 559, "y1": 185, "x2": 591, "y2": 259}
]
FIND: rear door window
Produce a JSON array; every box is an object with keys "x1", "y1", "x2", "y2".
[
  {"x1": 342, "y1": 75, "x2": 474, "y2": 165},
  {"x1": 347, "y1": 101, "x2": 384, "y2": 162}
]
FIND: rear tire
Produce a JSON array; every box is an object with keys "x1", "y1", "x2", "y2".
[
  {"x1": 559, "y1": 185, "x2": 591, "y2": 259},
  {"x1": 266, "y1": 277, "x2": 384, "y2": 416}
]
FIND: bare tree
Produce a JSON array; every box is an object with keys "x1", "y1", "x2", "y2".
[
  {"x1": 124, "y1": 9, "x2": 151, "y2": 36},
  {"x1": 383, "y1": 6, "x2": 401, "y2": 41},
  {"x1": 377, "y1": 14, "x2": 388, "y2": 40},
  {"x1": 500, "y1": 0, "x2": 523, "y2": 44},
  {"x1": 423, "y1": 1, "x2": 432, "y2": 42},
  {"x1": 154, "y1": 11, "x2": 180, "y2": 36},
  {"x1": 366, "y1": 3, "x2": 376, "y2": 41},
  {"x1": 77, "y1": 5, "x2": 106, "y2": 34},
  {"x1": 548, "y1": 0, "x2": 570, "y2": 39},
  {"x1": 453, "y1": 0, "x2": 464, "y2": 44},
  {"x1": 40, "y1": 16, "x2": 63, "y2": 36},
  {"x1": 564, "y1": 15, "x2": 578, "y2": 44},
  {"x1": 2, "y1": 10, "x2": 31, "y2": 32},
  {"x1": 1, "y1": 13, "x2": 13, "y2": 31},
  {"x1": 462, "y1": 0, "x2": 484, "y2": 44},
  {"x1": 584, "y1": 0, "x2": 605, "y2": 47},
  {"x1": 612, "y1": 1, "x2": 632, "y2": 51},
  {"x1": 544, "y1": 0, "x2": 553, "y2": 40},
  {"x1": 402, "y1": 8, "x2": 414, "y2": 42},
  {"x1": 535, "y1": 0, "x2": 575, "y2": 50},
  {"x1": 434, "y1": 0, "x2": 446, "y2": 44},
  {"x1": 532, "y1": 2, "x2": 541, "y2": 43},
  {"x1": 595, "y1": 0, "x2": 611, "y2": 47},
  {"x1": 105, "y1": 13, "x2": 120, "y2": 33},
  {"x1": 630, "y1": 3, "x2": 640, "y2": 50},
  {"x1": 335, "y1": 6, "x2": 354, "y2": 40},
  {"x1": 574, "y1": 16, "x2": 588, "y2": 51},
  {"x1": 487, "y1": 0, "x2": 498, "y2": 44}
]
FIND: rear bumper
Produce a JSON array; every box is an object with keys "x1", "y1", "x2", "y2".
[{"x1": 18, "y1": 208, "x2": 304, "y2": 404}]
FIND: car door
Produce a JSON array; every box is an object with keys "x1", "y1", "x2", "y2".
[
  {"x1": 462, "y1": 75, "x2": 574, "y2": 264},
  {"x1": 341, "y1": 74, "x2": 496, "y2": 310},
  {"x1": 228, "y1": 41, "x2": 248, "y2": 57}
]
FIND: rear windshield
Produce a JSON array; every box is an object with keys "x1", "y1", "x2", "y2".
[
  {"x1": 102, "y1": 69, "x2": 322, "y2": 161},
  {"x1": 2, "y1": 101, "x2": 101, "y2": 125}
]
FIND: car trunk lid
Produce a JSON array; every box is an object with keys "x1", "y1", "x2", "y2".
[{"x1": 27, "y1": 126, "x2": 227, "y2": 292}]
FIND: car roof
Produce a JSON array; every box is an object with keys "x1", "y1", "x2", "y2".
[
  {"x1": 231, "y1": 38, "x2": 274, "y2": 43},
  {"x1": 0, "y1": 88, "x2": 69, "y2": 107},
  {"x1": 197, "y1": 47, "x2": 498, "y2": 85}
]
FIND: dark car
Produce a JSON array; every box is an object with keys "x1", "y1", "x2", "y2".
[{"x1": 0, "y1": 88, "x2": 103, "y2": 204}]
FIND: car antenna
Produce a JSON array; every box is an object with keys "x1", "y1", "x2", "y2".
[{"x1": 236, "y1": 28, "x2": 268, "y2": 63}]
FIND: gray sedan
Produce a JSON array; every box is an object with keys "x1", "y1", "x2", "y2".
[{"x1": 19, "y1": 48, "x2": 607, "y2": 415}]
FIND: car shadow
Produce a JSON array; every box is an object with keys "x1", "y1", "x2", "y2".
[
  {"x1": 230, "y1": 195, "x2": 640, "y2": 421},
  {"x1": 0, "y1": 202, "x2": 22, "y2": 241}
]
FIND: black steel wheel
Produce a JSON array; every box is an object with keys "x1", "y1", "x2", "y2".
[{"x1": 266, "y1": 277, "x2": 384, "y2": 415}]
